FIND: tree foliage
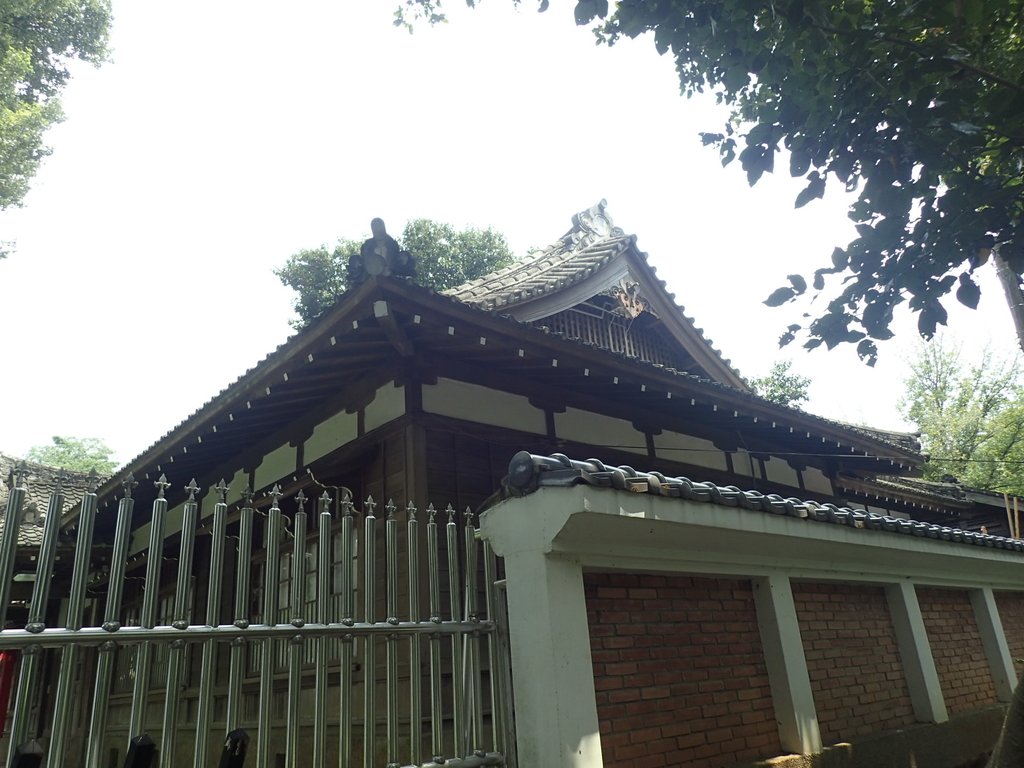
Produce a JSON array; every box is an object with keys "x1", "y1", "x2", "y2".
[
  {"x1": 276, "y1": 218, "x2": 515, "y2": 328},
  {"x1": 400, "y1": 0, "x2": 1024, "y2": 361},
  {"x1": 749, "y1": 360, "x2": 810, "y2": 409},
  {"x1": 0, "y1": 1, "x2": 111, "y2": 214},
  {"x1": 26, "y1": 435, "x2": 117, "y2": 474},
  {"x1": 900, "y1": 337, "x2": 1024, "y2": 495}
]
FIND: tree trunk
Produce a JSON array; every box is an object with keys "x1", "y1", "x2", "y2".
[
  {"x1": 993, "y1": 250, "x2": 1024, "y2": 356},
  {"x1": 988, "y1": 676, "x2": 1024, "y2": 767}
]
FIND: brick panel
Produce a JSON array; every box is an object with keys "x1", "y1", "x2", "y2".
[
  {"x1": 917, "y1": 587, "x2": 998, "y2": 715},
  {"x1": 791, "y1": 582, "x2": 916, "y2": 743},
  {"x1": 995, "y1": 591, "x2": 1024, "y2": 678},
  {"x1": 584, "y1": 572, "x2": 780, "y2": 768}
]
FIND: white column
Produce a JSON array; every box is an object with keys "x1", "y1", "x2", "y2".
[
  {"x1": 500, "y1": 548, "x2": 603, "y2": 767},
  {"x1": 482, "y1": 496, "x2": 603, "y2": 768},
  {"x1": 970, "y1": 587, "x2": 1017, "y2": 701},
  {"x1": 752, "y1": 574, "x2": 822, "y2": 754},
  {"x1": 886, "y1": 582, "x2": 948, "y2": 723}
]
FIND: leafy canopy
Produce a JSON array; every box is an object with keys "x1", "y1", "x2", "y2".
[
  {"x1": 749, "y1": 360, "x2": 810, "y2": 409},
  {"x1": 26, "y1": 435, "x2": 117, "y2": 474},
  {"x1": 900, "y1": 337, "x2": 1024, "y2": 495},
  {"x1": 400, "y1": 0, "x2": 1024, "y2": 362},
  {"x1": 0, "y1": 1, "x2": 111, "y2": 213},
  {"x1": 276, "y1": 218, "x2": 515, "y2": 328}
]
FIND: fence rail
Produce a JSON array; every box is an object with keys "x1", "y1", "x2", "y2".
[{"x1": 0, "y1": 463, "x2": 514, "y2": 768}]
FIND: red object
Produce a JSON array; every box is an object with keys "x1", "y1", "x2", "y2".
[{"x1": 0, "y1": 650, "x2": 18, "y2": 737}]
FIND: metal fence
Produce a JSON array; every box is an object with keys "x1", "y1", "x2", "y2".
[{"x1": 0, "y1": 464, "x2": 514, "y2": 768}]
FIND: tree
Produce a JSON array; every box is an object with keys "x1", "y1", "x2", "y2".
[
  {"x1": 400, "y1": 0, "x2": 1024, "y2": 361},
  {"x1": 899, "y1": 337, "x2": 1024, "y2": 495},
  {"x1": 749, "y1": 360, "x2": 810, "y2": 409},
  {"x1": 276, "y1": 218, "x2": 516, "y2": 328},
  {"x1": 25, "y1": 435, "x2": 117, "y2": 474},
  {"x1": 0, "y1": 1, "x2": 111, "y2": 214}
]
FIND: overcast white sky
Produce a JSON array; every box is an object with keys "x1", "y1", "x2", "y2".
[{"x1": 0, "y1": 0, "x2": 1019, "y2": 464}]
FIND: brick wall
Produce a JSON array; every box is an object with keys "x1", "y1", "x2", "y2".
[
  {"x1": 995, "y1": 591, "x2": 1024, "y2": 678},
  {"x1": 791, "y1": 582, "x2": 916, "y2": 743},
  {"x1": 917, "y1": 587, "x2": 998, "y2": 715},
  {"x1": 584, "y1": 572, "x2": 780, "y2": 768}
]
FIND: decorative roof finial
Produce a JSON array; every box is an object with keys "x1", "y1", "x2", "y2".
[
  {"x1": 346, "y1": 218, "x2": 416, "y2": 288},
  {"x1": 567, "y1": 199, "x2": 624, "y2": 248}
]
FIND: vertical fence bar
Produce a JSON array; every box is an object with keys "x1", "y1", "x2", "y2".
[
  {"x1": 5, "y1": 472, "x2": 66, "y2": 765},
  {"x1": 446, "y1": 505, "x2": 466, "y2": 758},
  {"x1": 286, "y1": 491, "x2": 308, "y2": 768},
  {"x1": 0, "y1": 462, "x2": 28, "y2": 628},
  {"x1": 227, "y1": 486, "x2": 255, "y2": 731},
  {"x1": 482, "y1": 540, "x2": 507, "y2": 757},
  {"x1": 48, "y1": 471, "x2": 100, "y2": 764},
  {"x1": 362, "y1": 497, "x2": 378, "y2": 768},
  {"x1": 128, "y1": 475, "x2": 170, "y2": 739},
  {"x1": 257, "y1": 485, "x2": 284, "y2": 768},
  {"x1": 463, "y1": 510, "x2": 484, "y2": 755},
  {"x1": 385, "y1": 501, "x2": 399, "y2": 767},
  {"x1": 407, "y1": 503, "x2": 422, "y2": 766},
  {"x1": 161, "y1": 478, "x2": 201, "y2": 768},
  {"x1": 339, "y1": 495, "x2": 355, "y2": 768},
  {"x1": 426, "y1": 505, "x2": 444, "y2": 761},
  {"x1": 313, "y1": 492, "x2": 332, "y2": 768},
  {"x1": 195, "y1": 480, "x2": 230, "y2": 766},
  {"x1": 85, "y1": 475, "x2": 137, "y2": 768}
]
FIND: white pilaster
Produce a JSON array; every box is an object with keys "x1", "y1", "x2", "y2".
[
  {"x1": 752, "y1": 574, "x2": 822, "y2": 754},
  {"x1": 482, "y1": 496, "x2": 603, "y2": 768},
  {"x1": 970, "y1": 587, "x2": 1017, "y2": 701},
  {"x1": 886, "y1": 582, "x2": 948, "y2": 723}
]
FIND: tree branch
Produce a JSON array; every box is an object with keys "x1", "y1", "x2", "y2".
[{"x1": 812, "y1": 22, "x2": 1024, "y2": 96}]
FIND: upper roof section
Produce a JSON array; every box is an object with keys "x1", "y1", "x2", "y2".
[
  {"x1": 446, "y1": 201, "x2": 748, "y2": 390},
  {"x1": 0, "y1": 454, "x2": 100, "y2": 546}
]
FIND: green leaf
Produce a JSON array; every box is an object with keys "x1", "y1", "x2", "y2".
[
  {"x1": 856, "y1": 339, "x2": 878, "y2": 366},
  {"x1": 956, "y1": 273, "x2": 981, "y2": 309},
  {"x1": 574, "y1": 0, "x2": 608, "y2": 24},
  {"x1": 764, "y1": 287, "x2": 796, "y2": 306},
  {"x1": 794, "y1": 172, "x2": 826, "y2": 208},
  {"x1": 790, "y1": 149, "x2": 812, "y2": 177},
  {"x1": 788, "y1": 274, "x2": 807, "y2": 293}
]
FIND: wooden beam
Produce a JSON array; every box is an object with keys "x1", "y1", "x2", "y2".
[{"x1": 374, "y1": 300, "x2": 414, "y2": 357}]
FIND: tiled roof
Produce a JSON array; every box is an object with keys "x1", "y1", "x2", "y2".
[
  {"x1": 99, "y1": 206, "x2": 923, "y2": 503},
  {"x1": 0, "y1": 455, "x2": 100, "y2": 546},
  {"x1": 446, "y1": 200, "x2": 745, "y2": 386},
  {"x1": 504, "y1": 452, "x2": 1022, "y2": 554},
  {"x1": 446, "y1": 233, "x2": 633, "y2": 311},
  {"x1": 863, "y1": 475, "x2": 970, "y2": 503}
]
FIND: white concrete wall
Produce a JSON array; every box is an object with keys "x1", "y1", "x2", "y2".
[
  {"x1": 554, "y1": 408, "x2": 647, "y2": 457},
  {"x1": 481, "y1": 486, "x2": 1024, "y2": 766},
  {"x1": 652, "y1": 431, "x2": 727, "y2": 471},
  {"x1": 422, "y1": 378, "x2": 546, "y2": 434}
]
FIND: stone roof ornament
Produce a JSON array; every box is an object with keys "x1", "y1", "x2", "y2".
[
  {"x1": 347, "y1": 218, "x2": 416, "y2": 288},
  {"x1": 566, "y1": 199, "x2": 625, "y2": 249}
]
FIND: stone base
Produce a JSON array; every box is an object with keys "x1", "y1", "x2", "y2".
[{"x1": 741, "y1": 705, "x2": 1005, "y2": 768}]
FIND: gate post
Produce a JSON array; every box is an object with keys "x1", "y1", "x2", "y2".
[{"x1": 481, "y1": 494, "x2": 603, "y2": 768}]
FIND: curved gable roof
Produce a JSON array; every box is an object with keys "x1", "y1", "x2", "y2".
[{"x1": 446, "y1": 200, "x2": 747, "y2": 389}]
